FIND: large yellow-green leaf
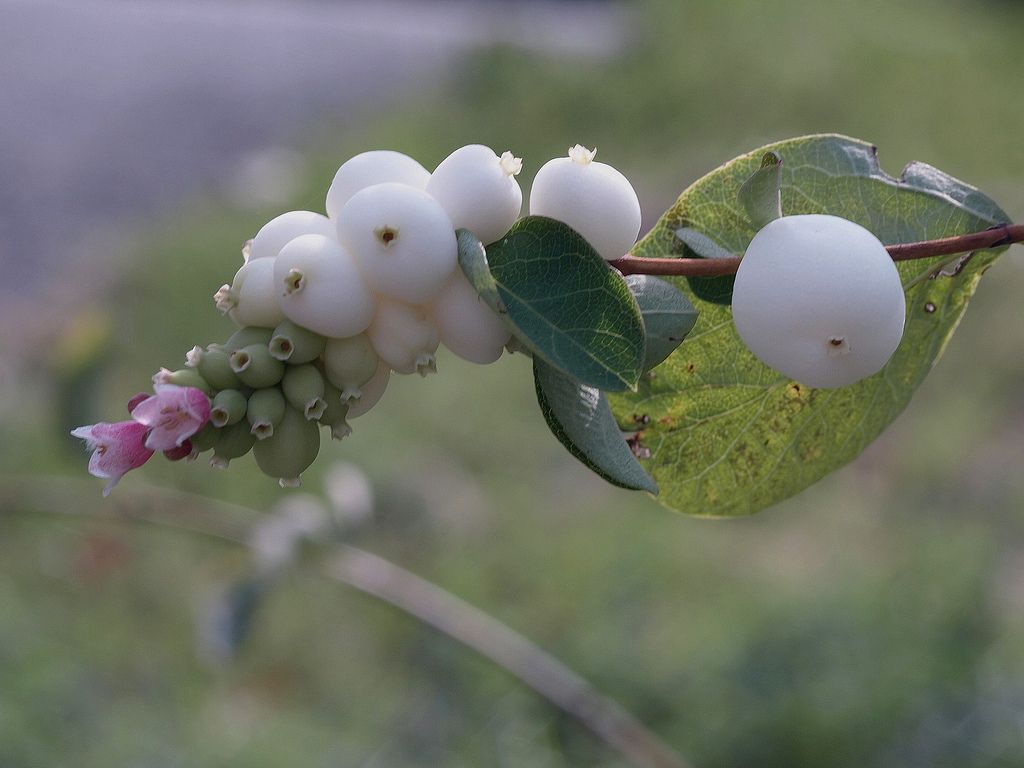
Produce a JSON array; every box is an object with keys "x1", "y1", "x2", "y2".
[{"x1": 608, "y1": 134, "x2": 1011, "y2": 517}]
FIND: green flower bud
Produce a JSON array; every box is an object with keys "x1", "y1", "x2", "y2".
[
  {"x1": 247, "y1": 387, "x2": 286, "y2": 440},
  {"x1": 211, "y1": 420, "x2": 256, "y2": 469},
  {"x1": 323, "y1": 334, "x2": 378, "y2": 401},
  {"x1": 225, "y1": 326, "x2": 273, "y2": 352},
  {"x1": 281, "y1": 364, "x2": 327, "y2": 420},
  {"x1": 253, "y1": 406, "x2": 321, "y2": 487},
  {"x1": 230, "y1": 344, "x2": 285, "y2": 389},
  {"x1": 154, "y1": 367, "x2": 213, "y2": 394},
  {"x1": 268, "y1": 320, "x2": 326, "y2": 364},
  {"x1": 194, "y1": 346, "x2": 242, "y2": 390},
  {"x1": 189, "y1": 423, "x2": 220, "y2": 453},
  {"x1": 318, "y1": 379, "x2": 352, "y2": 441},
  {"x1": 210, "y1": 389, "x2": 247, "y2": 427}
]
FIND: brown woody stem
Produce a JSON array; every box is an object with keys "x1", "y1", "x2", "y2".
[{"x1": 609, "y1": 223, "x2": 1023, "y2": 277}]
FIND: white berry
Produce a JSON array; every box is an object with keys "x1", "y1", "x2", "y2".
[
  {"x1": 274, "y1": 234, "x2": 376, "y2": 339},
  {"x1": 431, "y1": 270, "x2": 511, "y2": 364},
  {"x1": 249, "y1": 211, "x2": 336, "y2": 261},
  {"x1": 326, "y1": 150, "x2": 430, "y2": 220},
  {"x1": 221, "y1": 257, "x2": 285, "y2": 328},
  {"x1": 731, "y1": 214, "x2": 906, "y2": 388},
  {"x1": 337, "y1": 183, "x2": 458, "y2": 304},
  {"x1": 366, "y1": 299, "x2": 440, "y2": 375},
  {"x1": 426, "y1": 145, "x2": 522, "y2": 245},
  {"x1": 529, "y1": 145, "x2": 642, "y2": 261}
]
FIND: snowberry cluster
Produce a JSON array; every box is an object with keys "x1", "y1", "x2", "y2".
[{"x1": 73, "y1": 144, "x2": 645, "y2": 493}]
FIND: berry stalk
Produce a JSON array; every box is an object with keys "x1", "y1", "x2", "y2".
[{"x1": 609, "y1": 222, "x2": 1024, "y2": 277}]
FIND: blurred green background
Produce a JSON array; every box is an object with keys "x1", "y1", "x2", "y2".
[{"x1": 3, "y1": 0, "x2": 1024, "y2": 765}]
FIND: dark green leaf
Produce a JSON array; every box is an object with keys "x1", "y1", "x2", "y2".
[
  {"x1": 624, "y1": 274, "x2": 698, "y2": 371},
  {"x1": 479, "y1": 216, "x2": 646, "y2": 392},
  {"x1": 534, "y1": 358, "x2": 657, "y2": 494},
  {"x1": 737, "y1": 151, "x2": 783, "y2": 230},
  {"x1": 608, "y1": 134, "x2": 1011, "y2": 517}
]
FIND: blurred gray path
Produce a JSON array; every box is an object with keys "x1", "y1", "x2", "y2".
[{"x1": 0, "y1": 0, "x2": 628, "y2": 312}]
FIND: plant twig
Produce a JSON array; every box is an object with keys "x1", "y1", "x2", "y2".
[
  {"x1": 609, "y1": 223, "x2": 1023, "y2": 277},
  {"x1": 1, "y1": 475, "x2": 690, "y2": 768},
  {"x1": 328, "y1": 546, "x2": 690, "y2": 768}
]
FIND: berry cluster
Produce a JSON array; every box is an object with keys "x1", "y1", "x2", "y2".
[{"x1": 73, "y1": 144, "x2": 644, "y2": 493}]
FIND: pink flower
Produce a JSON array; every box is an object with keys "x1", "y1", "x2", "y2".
[
  {"x1": 131, "y1": 384, "x2": 211, "y2": 452},
  {"x1": 70, "y1": 421, "x2": 154, "y2": 496}
]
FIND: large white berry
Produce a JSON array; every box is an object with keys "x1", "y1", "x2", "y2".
[
  {"x1": 249, "y1": 211, "x2": 336, "y2": 261},
  {"x1": 337, "y1": 183, "x2": 458, "y2": 304},
  {"x1": 274, "y1": 234, "x2": 376, "y2": 339},
  {"x1": 366, "y1": 299, "x2": 440, "y2": 375},
  {"x1": 731, "y1": 214, "x2": 906, "y2": 388},
  {"x1": 425, "y1": 145, "x2": 522, "y2": 245},
  {"x1": 218, "y1": 257, "x2": 285, "y2": 328},
  {"x1": 430, "y1": 270, "x2": 511, "y2": 364},
  {"x1": 529, "y1": 145, "x2": 642, "y2": 261},
  {"x1": 326, "y1": 151, "x2": 430, "y2": 220}
]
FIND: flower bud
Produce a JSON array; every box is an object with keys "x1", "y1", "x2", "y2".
[
  {"x1": 230, "y1": 344, "x2": 286, "y2": 389},
  {"x1": 164, "y1": 441, "x2": 193, "y2": 462},
  {"x1": 322, "y1": 334, "x2": 379, "y2": 401},
  {"x1": 247, "y1": 387, "x2": 286, "y2": 440},
  {"x1": 268, "y1": 320, "x2": 326, "y2": 364},
  {"x1": 281, "y1": 364, "x2": 327, "y2": 420},
  {"x1": 211, "y1": 420, "x2": 256, "y2": 469},
  {"x1": 210, "y1": 389, "x2": 248, "y2": 428},
  {"x1": 253, "y1": 406, "x2": 321, "y2": 487}
]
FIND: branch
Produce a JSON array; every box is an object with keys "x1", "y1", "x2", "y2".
[
  {"x1": 328, "y1": 546, "x2": 690, "y2": 768},
  {"x1": 609, "y1": 223, "x2": 1024, "y2": 277},
  {"x1": 2, "y1": 476, "x2": 690, "y2": 768}
]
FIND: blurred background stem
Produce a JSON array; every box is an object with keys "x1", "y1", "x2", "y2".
[{"x1": 0, "y1": 475, "x2": 689, "y2": 768}]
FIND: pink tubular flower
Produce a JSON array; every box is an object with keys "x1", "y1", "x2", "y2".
[
  {"x1": 131, "y1": 385, "x2": 212, "y2": 452},
  {"x1": 71, "y1": 421, "x2": 155, "y2": 496}
]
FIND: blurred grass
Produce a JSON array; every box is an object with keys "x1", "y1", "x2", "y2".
[{"x1": 4, "y1": 0, "x2": 1024, "y2": 765}]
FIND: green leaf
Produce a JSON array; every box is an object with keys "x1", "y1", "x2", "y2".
[
  {"x1": 469, "y1": 216, "x2": 646, "y2": 392},
  {"x1": 624, "y1": 274, "x2": 699, "y2": 371},
  {"x1": 608, "y1": 134, "x2": 1011, "y2": 517},
  {"x1": 737, "y1": 151, "x2": 783, "y2": 229},
  {"x1": 533, "y1": 358, "x2": 658, "y2": 494}
]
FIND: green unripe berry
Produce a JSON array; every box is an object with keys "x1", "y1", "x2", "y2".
[
  {"x1": 247, "y1": 387, "x2": 286, "y2": 440},
  {"x1": 225, "y1": 327, "x2": 273, "y2": 352},
  {"x1": 253, "y1": 406, "x2": 321, "y2": 487},
  {"x1": 210, "y1": 389, "x2": 248, "y2": 427},
  {"x1": 322, "y1": 334, "x2": 379, "y2": 401},
  {"x1": 318, "y1": 379, "x2": 352, "y2": 441},
  {"x1": 189, "y1": 423, "x2": 220, "y2": 453},
  {"x1": 230, "y1": 344, "x2": 286, "y2": 388},
  {"x1": 281, "y1": 364, "x2": 327, "y2": 420},
  {"x1": 155, "y1": 367, "x2": 213, "y2": 394},
  {"x1": 268, "y1": 320, "x2": 326, "y2": 364},
  {"x1": 193, "y1": 346, "x2": 242, "y2": 390},
  {"x1": 211, "y1": 420, "x2": 256, "y2": 469}
]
